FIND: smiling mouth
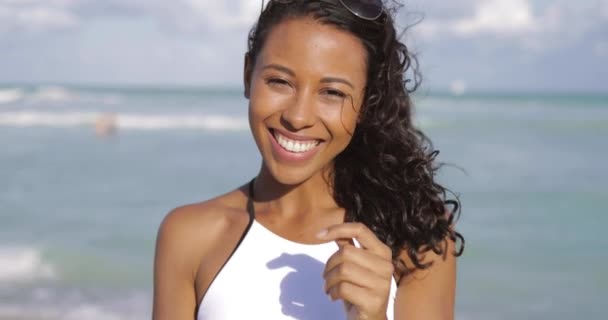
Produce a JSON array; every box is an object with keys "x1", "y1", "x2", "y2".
[{"x1": 270, "y1": 129, "x2": 322, "y2": 153}]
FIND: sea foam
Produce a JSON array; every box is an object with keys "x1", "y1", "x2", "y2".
[
  {"x1": 29, "y1": 86, "x2": 76, "y2": 103},
  {"x1": 0, "y1": 303, "x2": 145, "y2": 320},
  {"x1": 0, "y1": 246, "x2": 56, "y2": 282},
  {"x1": 0, "y1": 88, "x2": 25, "y2": 104},
  {"x1": 0, "y1": 290, "x2": 150, "y2": 320},
  {"x1": 0, "y1": 111, "x2": 249, "y2": 131}
]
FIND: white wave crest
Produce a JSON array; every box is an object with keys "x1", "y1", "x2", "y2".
[
  {"x1": 0, "y1": 111, "x2": 97, "y2": 127},
  {"x1": 0, "y1": 246, "x2": 56, "y2": 282},
  {"x1": 63, "y1": 305, "x2": 124, "y2": 320},
  {"x1": 0, "y1": 88, "x2": 25, "y2": 104},
  {"x1": 0, "y1": 290, "x2": 150, "y2": 320},
  {"x1": 118, "y1": 114, "x2": 248, "y2": 130},
  {"x1": 0, "y1": 304, "x2": 141, "y2": 320},
  {"x1": 0, "y1": 111, "x2": 249, "y2": 131},
  {"x1": 29, "y1": 85, "x2": 76, "y2": 103}
]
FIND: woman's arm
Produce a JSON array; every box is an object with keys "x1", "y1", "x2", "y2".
[
  {"x1": 318, "y1": 223, "x2": 458, "y2": 320},
  {"x1": 152, "y1": 207, "x2": 202, "y2": 320},
  {"x1": 394, "y1": 238, "x2": 458, "y2": 320}
]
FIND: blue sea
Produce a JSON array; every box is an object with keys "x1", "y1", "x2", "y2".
[{"x1": 0, "y1": 85, "x2": 606, "y2": 319}]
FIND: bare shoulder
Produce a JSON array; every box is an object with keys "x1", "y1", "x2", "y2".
[
  {"x1": 153, "y1": 185, "x2": 251, "y2": 318},
  {"x1": 154, "y1": 185, "x2": 251, "y2": 279},
  {"x1": 160, "y1": 191, "x2": 247, "y2": 236},
  {"x1": 393, "y1": 238, "x2": 458, "y2": 320}
]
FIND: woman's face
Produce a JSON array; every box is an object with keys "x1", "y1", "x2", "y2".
[{"x1": 247, "y1": 17, "x2": 368, "y2": 185}]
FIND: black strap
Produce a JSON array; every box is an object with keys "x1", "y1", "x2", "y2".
[
  {"x1": 247, "y1": 178, "x2": 256, "y2": 220},
  {"x1": 196, "y1": 179, "x2": 257, "y2": 307}
]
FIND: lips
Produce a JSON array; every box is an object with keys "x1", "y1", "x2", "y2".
[
  {"x1": 268, "y1": 128, "x2": 324, "y2": 162},
  {"x1": 272, "y1": 130, "x2": 320, "y2": 153}
]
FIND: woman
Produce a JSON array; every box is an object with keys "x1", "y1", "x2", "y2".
[{"x1": 153, "y1": 0, "x2": 464, "y2": 319}]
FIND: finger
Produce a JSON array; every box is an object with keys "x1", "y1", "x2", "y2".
[
  {"x1": 334, "y1": 237, "x2": 353, "y2": 249},
  {"x1": 323, "y1": 260, "x2": 389, "y2": 294},
  {"x1": 327, "y1": 281, "x2": 387, "y2": 317},
  {"x1": 323, "y1": 243, "x2": 394, "y2": 280},
  {"x1": 317, "y1": 222, "x2": 391, "y2": 258}
]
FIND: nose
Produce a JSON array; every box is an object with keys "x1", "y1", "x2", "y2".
[{"x1": 280, "y1": 89, "x2": 316, "y2": 131}]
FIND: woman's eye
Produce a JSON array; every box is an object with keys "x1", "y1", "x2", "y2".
[
  {"x1": 267, "y1": 78, "x2": 290, "y2": 88},
  {"x1": 322, "y1": 89, "x2": 347, "y2": 99}
]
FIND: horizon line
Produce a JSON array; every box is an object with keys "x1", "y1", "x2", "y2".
[{"x1": 0, "y1": 81, "x2": 607, "y2": 96}]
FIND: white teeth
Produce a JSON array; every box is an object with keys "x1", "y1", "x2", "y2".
[{"x1": 274, "y1": 131, "x2": 319, "y2": 153}]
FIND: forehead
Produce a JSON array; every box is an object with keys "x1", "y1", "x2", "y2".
[{"x1": 258, "y1": 17, "x2": 368, "y2": 84}]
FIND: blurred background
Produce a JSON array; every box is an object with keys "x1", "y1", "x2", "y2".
[{"x1": 0, "y1": 0, "x2": 606, "y2": 319}]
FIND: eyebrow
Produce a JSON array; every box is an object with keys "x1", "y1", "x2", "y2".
[
  {"x1": 320, "y1": 77, "x2": 353, "y2": 89},
  {"x1": 262, "y1": 64, "x2": 354, "y2": 89},
  {"x1": 263, "y1": 64, "x2": 295, "y2": 77}
]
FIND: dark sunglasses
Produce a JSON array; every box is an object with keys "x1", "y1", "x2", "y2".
[{"x1": 261, "y1": 0, "x2": 384, "y2": 21}]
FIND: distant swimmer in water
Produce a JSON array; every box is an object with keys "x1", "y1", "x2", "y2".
[{"x1": 95, "y1": 112, "x2": 117, "y2": 137}]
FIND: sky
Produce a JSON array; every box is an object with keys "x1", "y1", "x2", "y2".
[{"x1": 0, "y1": 0, "x2": 607, "y2": 92}]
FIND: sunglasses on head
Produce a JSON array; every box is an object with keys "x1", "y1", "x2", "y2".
[{"x1": 261, "y1": 0, "x2": 384, "y2": 21}]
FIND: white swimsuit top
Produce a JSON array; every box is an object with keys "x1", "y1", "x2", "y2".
[{"x1": 197, "y1": 181, "x2": 397, "y2": 320}]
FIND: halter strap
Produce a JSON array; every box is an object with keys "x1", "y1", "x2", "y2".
[{"x1": 246, "y1": 178, "x2": 256, "y2": 220}]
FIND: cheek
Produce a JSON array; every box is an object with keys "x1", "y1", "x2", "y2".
[
  {"x1": 248, "y1": 99, "x2": 273, "y2": 143},
  {"x1": 249, "y1": 80, "x2": 289, "y2": 121},
  {"x1": 341, "y1": 105, "x2": 360, "y2": 134},
  {"x1": 319, "y1": 102, "x2": 360, "y2": 143},
  {"x1": 338, "y1": 99, "x2": 361, "y2": 135},
  {"x1": 249, "y1": 94, "x2": 276, "y2": 123}
]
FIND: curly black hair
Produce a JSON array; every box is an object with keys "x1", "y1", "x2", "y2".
[{"x1": 246, "y1": 0, "x2": 464, "y2": 278}]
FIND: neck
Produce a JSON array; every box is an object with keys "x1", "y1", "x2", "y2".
[{"x1": 252, "y1": 164, "x2": 340, "y2": 220}]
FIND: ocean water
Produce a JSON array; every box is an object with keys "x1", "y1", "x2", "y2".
[{"x1": 0, "y1": 85, "x2": 606, "y2": 319}]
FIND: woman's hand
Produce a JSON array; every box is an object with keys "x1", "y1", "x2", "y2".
[{"x1": 317, "y1": 222, "x2": 394, "y2": 320}]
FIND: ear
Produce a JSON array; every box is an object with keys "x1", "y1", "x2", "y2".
[{"x1": 243, "y1": 53, "x2": 253, "y2": 99}]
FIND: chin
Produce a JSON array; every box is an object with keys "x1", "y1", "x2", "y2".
[{"x1": 264, "y1": 161, "x2": 318, "y2": 186}]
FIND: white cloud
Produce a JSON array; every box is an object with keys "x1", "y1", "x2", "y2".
[
  {"x1": 413, "y1": 0, "x2": 608, "y2": 53},
  {"x1": 453, "y1": 0, "x2": 536, "y2": 35},
  {"x1": 417, "y1": 0, "x2": 544, "y2": 38},
  {"x1": 182, "y1": 0, "x2": 259, "y2": 30},
  {"x1": 0, "y1": 0, "x2": 259, "y2": 35},
  {"x1": 0, "y1": 2, "x2": 79, "y2": 32},
  {"x1": 16, "y1": 6, "x2": 79, "y2": 29}
]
